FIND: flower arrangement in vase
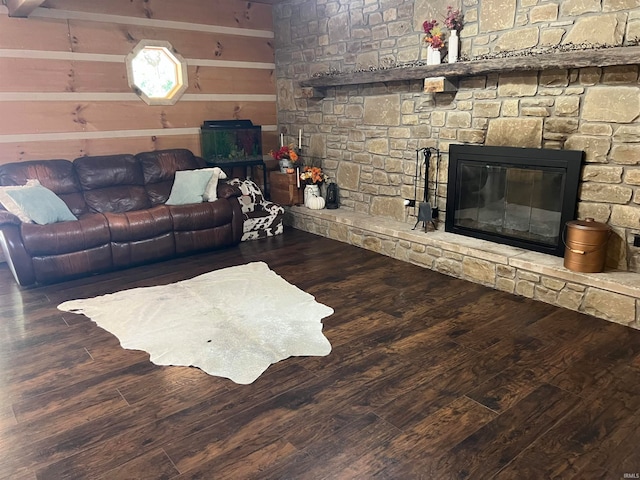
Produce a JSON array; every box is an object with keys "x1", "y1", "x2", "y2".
[
  {"x1": 423, "y1": 19, "x2": 444, "y2": 65},
  {"x1": 444, "y1": 6, "x2": 464, "y2": 63},
  {"x1": 300, "y1": 166, "x2": 328, "y2": 186},
  {"x1": 444, "y1": 6, "x2": 464, "y2": 32},
  {"x1": 300, "y1": 166, "x2": 329, "y2": 209},
  {"x1": 270, "y1": 144, "x2": 299, "y2": 173}
]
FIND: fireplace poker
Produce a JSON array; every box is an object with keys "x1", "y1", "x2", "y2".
[{"x1": 431, "y1": 148, "x2": 441, "y2": 221}]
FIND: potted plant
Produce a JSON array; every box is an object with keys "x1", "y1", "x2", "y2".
[{"x1": 300, "y1": 166, "x2": 329, "y2": 209}]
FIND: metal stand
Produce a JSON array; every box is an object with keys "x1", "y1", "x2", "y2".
[{"x1": 412, "y1": 147, "x2": 439, "y2": 232}]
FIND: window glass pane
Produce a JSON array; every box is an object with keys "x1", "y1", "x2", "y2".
[{"x1": 126, "y1": 41, "x2": 187, "y2": 105}]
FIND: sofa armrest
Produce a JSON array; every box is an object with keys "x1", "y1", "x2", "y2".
[
  {"x1": 0, "y1": 224, "x2": 36, "y2": 286},
  {"x1": 217, "y1": 182, "x2": 242, "y2": 199},
  {"x1": 0, "y1": 209, "x2": 21, "y2": 227}
]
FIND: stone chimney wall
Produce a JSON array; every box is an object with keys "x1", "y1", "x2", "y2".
[{"x1": 273, "y1": 0, "x2": 640, "y2": 272}]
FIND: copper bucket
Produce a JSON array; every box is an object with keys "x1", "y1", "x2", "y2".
[{"x1": 563, "y1": 218, "x2": 611, "y2": 273}]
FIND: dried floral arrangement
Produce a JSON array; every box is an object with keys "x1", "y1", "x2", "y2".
[
  {"x1": 423, "y1": 20, "x2": 445, "y2": 50},
  {"x1": 444, "y1": 6, "x2": 463, "y2": 33}
]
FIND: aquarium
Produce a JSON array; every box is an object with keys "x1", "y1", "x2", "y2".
[{"x1": 200, "y1": 120, "x2": 263, "y2": 163}]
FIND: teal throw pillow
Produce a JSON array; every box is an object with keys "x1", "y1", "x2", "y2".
[
  {"x1": 6, "y1": 184, "x2": 77, "y2": 225},
  {"x1": 166, "y1": 168, "x2": 217, "y2": 205}
]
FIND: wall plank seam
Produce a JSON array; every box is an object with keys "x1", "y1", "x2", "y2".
[
  {"x1": 0, "y1": 49, "x2": 276, "y2": 70},
  {"x1": 0, "y1": 5, "x2": 275, "y2": 38},
  {"x1": 0, "y1": 125, "x2": 278, "y2": 144}
]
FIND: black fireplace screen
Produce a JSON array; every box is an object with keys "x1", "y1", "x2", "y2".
[{"x1": 445, "y1": 145, "x2": 582, "y2": 256}]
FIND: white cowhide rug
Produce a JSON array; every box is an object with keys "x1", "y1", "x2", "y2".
[{"x1": 58, "y1": 262, "x2": 333, "y2": 384}]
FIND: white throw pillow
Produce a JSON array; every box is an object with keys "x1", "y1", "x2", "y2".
[
  {"x1": 0, "y1": 179, "x2": 41, "y2": 223},
  {"x1": 203, "y1": 167, "x2": 227, "y2": 202}
]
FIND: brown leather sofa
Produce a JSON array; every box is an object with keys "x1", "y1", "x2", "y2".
[{"x1": 0, "y1": 149, "x2": 243, "y2": 286}]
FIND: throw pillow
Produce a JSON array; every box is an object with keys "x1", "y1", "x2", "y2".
[
  {"x1": 203, "y1": 167, "x2": 227, "y2": 202},
  {"x1": 0, "y1": 179, "x2": 41, "y2": 223},
  {"x1": 166, "y1": 168, "x2": 219, "y2": 205},
  {"x1": 5, "y1": 184, "x2": 77, "y2": 225}
]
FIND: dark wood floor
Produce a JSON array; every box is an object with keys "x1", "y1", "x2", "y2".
[{"x1": 1, "y1": 228, "x2": 640, "y2": 479}]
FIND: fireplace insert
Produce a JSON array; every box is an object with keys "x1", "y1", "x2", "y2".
[{"x1": 445, "y1": 145, "x2": 582, "y2": 256}]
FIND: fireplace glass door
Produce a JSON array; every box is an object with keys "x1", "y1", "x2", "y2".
[
  {"x1": 455, "y1": 163, "x2": 565, "y2": 246},
  {"x1": 446, "y1": 145, "x2": 582, "y2": 257}
]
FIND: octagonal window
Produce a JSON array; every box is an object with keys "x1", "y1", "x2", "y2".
[{"x1": 126, "y1": 40, "x2": 188, "y2": 106}]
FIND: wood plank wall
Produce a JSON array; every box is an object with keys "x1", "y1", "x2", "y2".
[{"x1": 0, "y1": 0, "x2": 278, "y2": 164}]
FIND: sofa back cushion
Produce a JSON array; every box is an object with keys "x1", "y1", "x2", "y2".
[
  {"x1": 74, "y1": 154, "x2": 151, "y2": 213},
  {"x1": 0, "y1": 160, "x2": 89, "y2": 216},
  {"x1": 136, "y1": 149, "x2": 205, "y2": 205}
]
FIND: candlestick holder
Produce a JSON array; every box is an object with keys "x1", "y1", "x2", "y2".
[{"x1": 295, "y1": 147, "x2": 302, "y2": 189}]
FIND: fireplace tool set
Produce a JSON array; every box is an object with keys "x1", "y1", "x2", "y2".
[{"x1": 412, "y1": 147, "x2": 441, "y2": 232}]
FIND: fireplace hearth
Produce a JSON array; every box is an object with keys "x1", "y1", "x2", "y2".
[{"x1": 445, "y1": 145, "x2": 583, "y2": 257}]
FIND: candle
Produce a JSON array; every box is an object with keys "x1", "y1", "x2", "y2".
[
  {"x1": 296, "y1": 166, "x2": 300, "y2": 188},
  {"x1": 298, "y1": 129, "x2": 302, "y2": 149},
  {"x1": 280, "y1": 133, "x2": 284, "y2": 147}
]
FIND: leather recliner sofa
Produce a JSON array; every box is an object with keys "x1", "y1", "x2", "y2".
[{"x1": 0, "y1": 149, "x2": 243, "y2": 286}]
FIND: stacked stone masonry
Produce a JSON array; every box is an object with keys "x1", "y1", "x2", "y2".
[
  {"x1": 274, "y1": 0, "x2": 640, "y2": 273},
  {"x1": 286, "y1": 207, "x2": 640, "y2": 329}
]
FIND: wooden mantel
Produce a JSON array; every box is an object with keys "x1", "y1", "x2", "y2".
[
  {"x1": 300, "y1": 45, "x2": 640, "y2": 90},
  {"x1": 6, "y1": 0, "x2": 45, "y2": 17}
]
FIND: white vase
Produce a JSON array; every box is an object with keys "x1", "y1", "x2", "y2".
[
  {"x1": 449, "y1": 30, "x2": 459, "y2": 63},
  {"x1": 304, "y1": 184, "x2": 325, "y2": 209},
  {"x1": 427, "y1": 46, "x2": 441, "y2": 65}
]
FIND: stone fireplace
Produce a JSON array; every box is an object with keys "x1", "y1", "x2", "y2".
[
  {"x1": 273, "y1": 0, "x2": 640, "y2": 273},
  {"x1": 272, "y1": 0, "x2": 640, "y2": 327}
]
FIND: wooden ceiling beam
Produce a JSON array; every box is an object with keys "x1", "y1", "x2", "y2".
[{"x1": 6, "y1": 0, "x2": 46, "y2": 17}]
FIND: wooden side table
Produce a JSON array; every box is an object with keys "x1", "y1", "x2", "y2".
[{"x1": 269, "y1": 171, "x2": 304, "y2": 206}]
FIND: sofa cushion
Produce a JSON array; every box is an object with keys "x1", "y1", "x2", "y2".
[
  {"x1": 20, "y1": 214, "x2": 110, "y2": 256},
  {"x1": 169, "y1": 201, "x2": 234, "y2": 231},
  {"x1": 0, "y1": 159, "x2": 88, "y2": 216},
  {"x1": 6, "y1": 183, "x2": 77, "y2": 225},
  {"x1": 32, "y1": 245, "x2": 113, "y2": 285},
  {"x1": 111, "y1": 233, "x2": 176, "y2": 269},
  {"x1": 105, "y1": 206, "x2": 176, "y2": 268},
  {"x1": 137, "y1": 149, "x2": 205, "y2": 205},
  {"x1": 74, "y1": 154, "x2": 151, "y2": 213},
  {"x1": 104, "y1": 205, "x2": 173, "y2": 242}
]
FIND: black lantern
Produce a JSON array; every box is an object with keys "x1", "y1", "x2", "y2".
[{"x1": 326, "y1": 182, "x2": 339, "y2": 209}]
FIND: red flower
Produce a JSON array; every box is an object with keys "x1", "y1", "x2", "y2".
[
  {"x1": 270, "y1": 145, "x2": 298, "y2": 163},
  {"x1": 422, "y1": 19, "x2": 444, "y2": 50},
  {"x1": 423, "y1": 20, "x2": 436, "y2": 34}
]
